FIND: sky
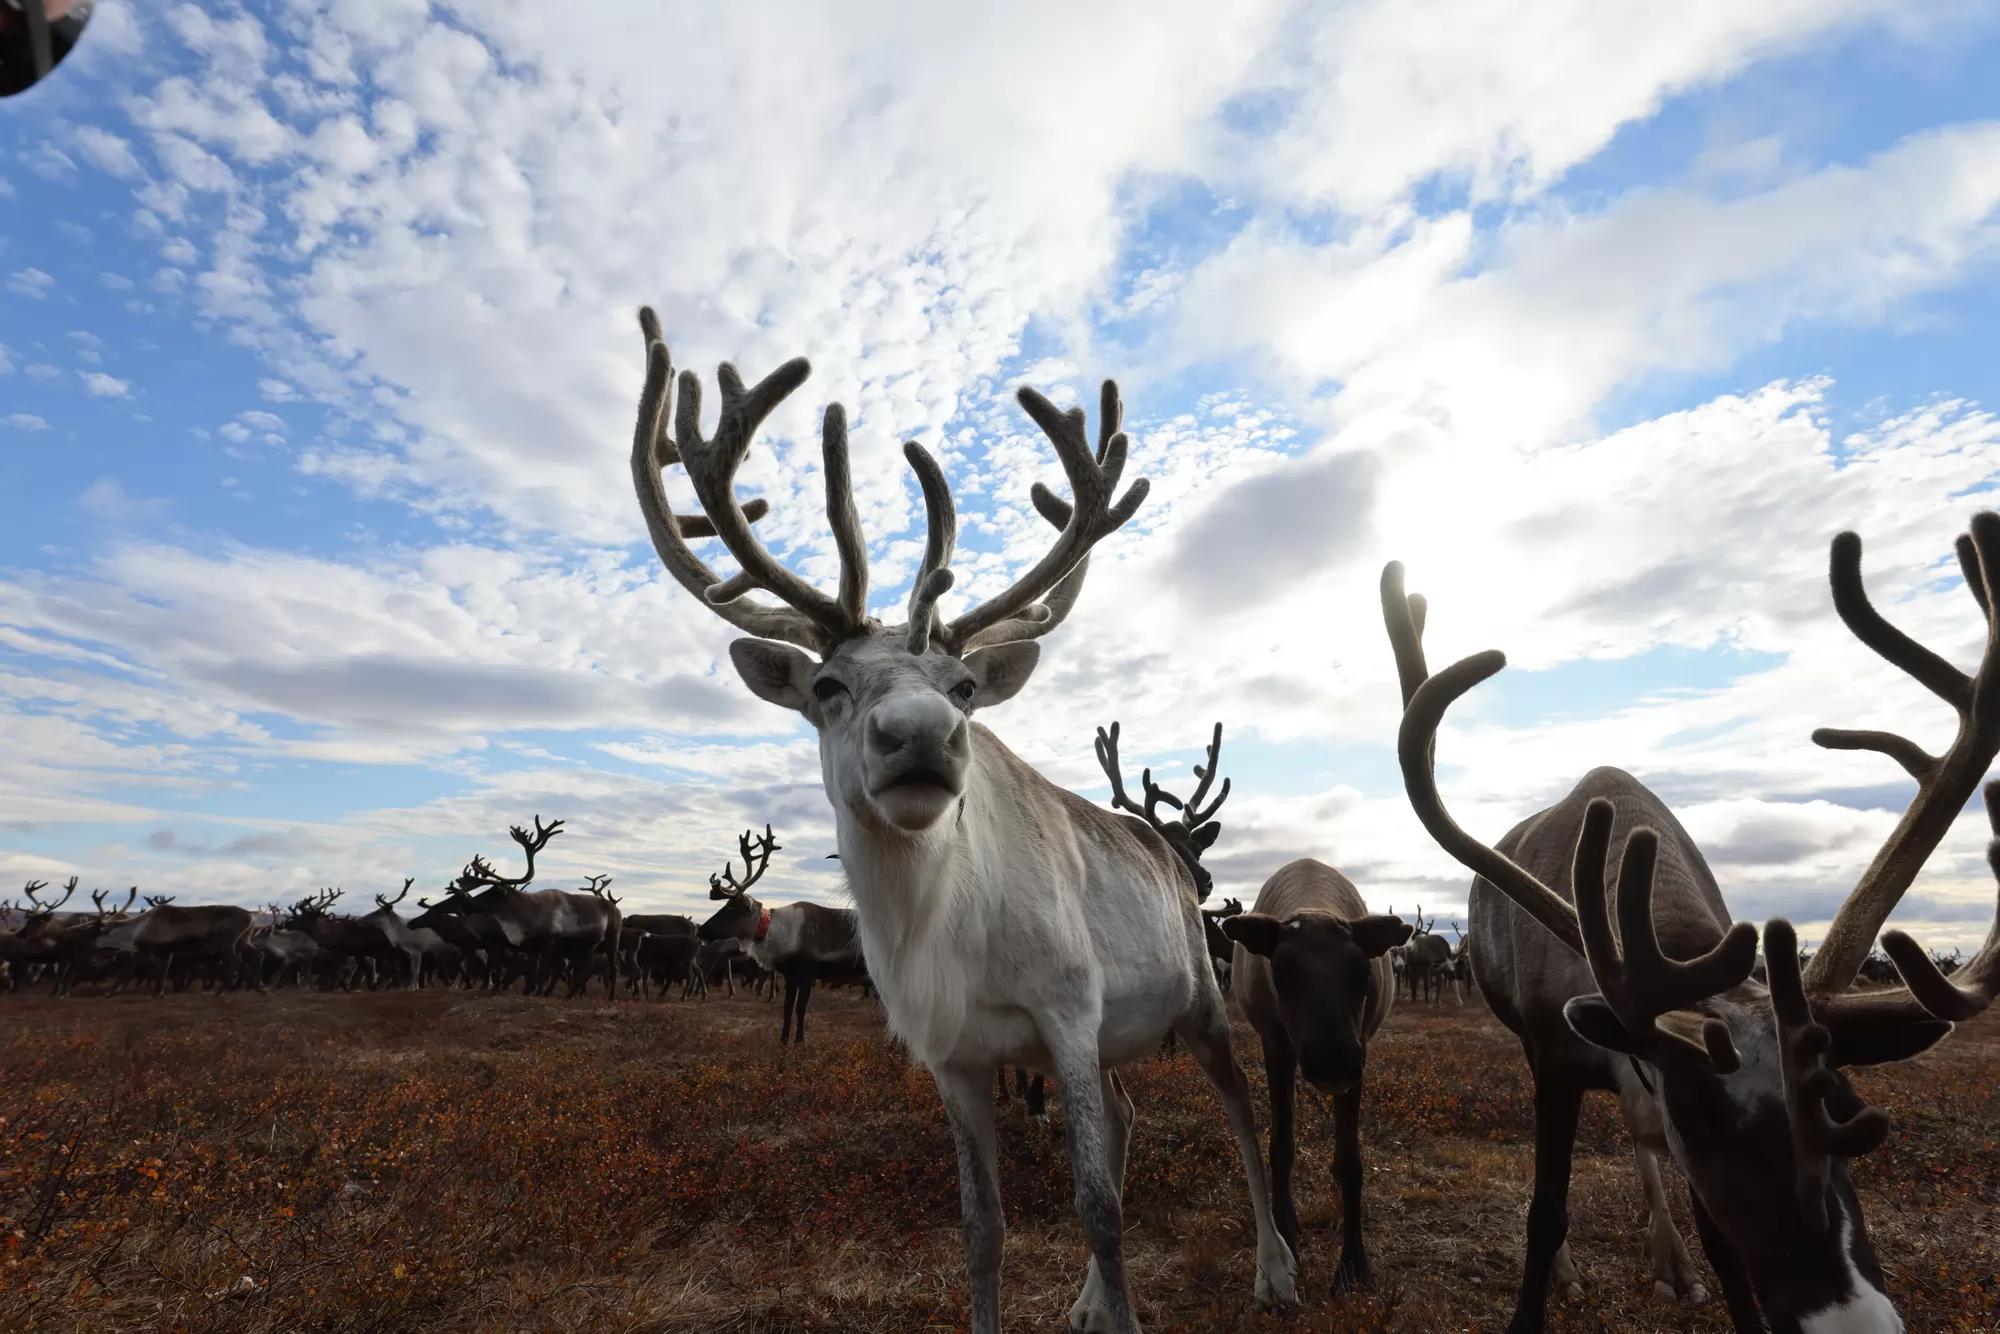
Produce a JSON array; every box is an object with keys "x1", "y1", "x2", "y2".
[{"x1": 3, "y1": 1, "x2": 2000, "y2": 946}]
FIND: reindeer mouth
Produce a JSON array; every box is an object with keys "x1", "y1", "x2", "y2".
[{"x1": 887, "y1": 766, "x2": 956, "y2": 792}]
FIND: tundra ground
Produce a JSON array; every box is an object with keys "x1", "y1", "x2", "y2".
[{"x1": 2, "y1": 984, "x2": 1995, "y2": 1332}]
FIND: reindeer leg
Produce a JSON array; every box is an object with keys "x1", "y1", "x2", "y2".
[
  {"x1": 1510, "y1": 1072, "x2": 1585, "y2": 1333},
  {"x1": 1611, "y1": 1061, "x2": 1706, "y2": 1305},
  {"x1": 1331, "y1": 1080, "x2": 1372, "y2": 1291},
  {"x1": 1047, "y1": 1031, "x2": 1138, "y2": 1334},
  {"x1": 932, "y1": 1062, "x2": 1005, "y2": 1334},
  {"x1": 1066, "y1": 1069, "x2": 1135, "y2": 1333},
  {"x1": 1175, "y1": 988, "x2": 1298, "y2": 1312},
  {"x1": 793, "y1": 973, "x2": 816, "y2": 1044},
  {"x1": 1261, "y1": 1031, "x2": 1304, "y2": 1273},
  {"x1": 1027, "y1": 1072, "x2": 1047, "y2": 1122}
]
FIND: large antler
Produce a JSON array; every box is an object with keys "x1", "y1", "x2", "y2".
[
  {"x1": 631, "y1": 310, "x2": 862, "y2": 654},
  {"x1": 1801, "y1": 514, "x2": 2000, "y2": 1024},
  {"x1": 23, "y1": 877, "x2": 74, "y2": 918},
  {"x1": 375, "y1": 878, "x2": 413, "y2": 911},
  {"x1": 1763, "y1": 918, "x2": 1894, "y2": 1232},
  {"x1": 581, "y1": 874, "x2": 619, "y2": 905},
  {"x1": 140, "y1": 892, "x2": 170, "y2": 910},
  {"x1": 710, "y1": 825, "x2": 781, "y2": 901},
  {"x1": 632, "y1": 311, "x2": 1148, "y2": 660},
  {"x1": 1383, "y1": 562, "x2": 1757, "y2": 1063},
  {"x1": 459, "y1": 815, "x2": 564, "y2": 892},
  {"x1": 936, "y1": 381, "x2": 1150, "y2": 654},
  {"x1": 1095, "y1": 720, "x2": 1232, "y2": 890}
]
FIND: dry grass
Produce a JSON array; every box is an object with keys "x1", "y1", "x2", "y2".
[{"x1": 1, "y1": 986, "x2": 1995, "y2": 1332}]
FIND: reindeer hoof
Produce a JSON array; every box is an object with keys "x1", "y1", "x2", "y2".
[
  {"x1": 1254, "y1": 1238, "x2": 1299, "y2": 1310},
  {"x1": 1682, "y1": 1282, "x2": 1709, "y2": 1307},
  {"x1": 1332, "y1": 1254, "x2": 1373, "y2": 1293},
  {"x1": 1559, "y1": 1280, "x2": 1584, "y2": 1302}
]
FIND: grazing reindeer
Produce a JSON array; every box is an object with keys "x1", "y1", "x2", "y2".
[
  {"x1": 626, "y1": 310, "x2": 1296, "y2": 1330},
  {"x1": 450, "y1": 817, "x2": 621, "y2": 999},
  {"x1": 699, "y1": 826, "x2": 865, "y2": 1044},
  {"x1": 1222, "y1": 868, "x2": 1410, "y2": 1289},
  {"x1": 1382, "y1": 512, "x2": 2000, "y2": 1334}
]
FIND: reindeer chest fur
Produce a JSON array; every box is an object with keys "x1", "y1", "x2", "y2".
[{"x1": 836, "y1": 768, "x2": 1201, "y2": 1072}]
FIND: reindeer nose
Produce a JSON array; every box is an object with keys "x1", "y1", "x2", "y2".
[{"x1": 866, "y1": 693, "x2": 970, "y2": 785}]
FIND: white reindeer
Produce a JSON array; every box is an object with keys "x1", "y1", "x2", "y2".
[{"x1": 625, "y1": 309, "x2": 1295, "y2": 1333}]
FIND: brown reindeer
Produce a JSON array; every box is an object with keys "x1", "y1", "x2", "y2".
[
  {"x1": 698, "y1": 826, "x2": 865, "y2": 1043},
  {"x1": 97, "y1": 897, "x2": 261, "y2": 996},
  {"x1": 448, "y1": 817, "x2": 621, "y2": 999},
  {"x1": 1382, "y1": 513, "x2": 2000, "y2": 1334}
]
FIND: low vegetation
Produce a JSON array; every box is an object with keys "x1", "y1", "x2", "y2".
[{"x1": 2, "y1": 988, "x2": 1994, "y2": 1332}]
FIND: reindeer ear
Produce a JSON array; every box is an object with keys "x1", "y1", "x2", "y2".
[
  {"x1": 1828, "y1": 1020, "x2": 1953, "y2": 1067},
  {"x1": 1563, "y1": 994, "x2": 1656, "y2": 1058},
  {"x1": 1221, "y1": 912, "x2": 1286, "y2": 957},
  {"x1": 729, "y1": 638, "x2": 818, "y2": 712},
  {"x1": 1350, "y1": 914, "x2": 1414, "y2": 959},
  {"x1": 965, "y1": 642, "x2": 1040, "y2": 708},
  {"x1": 1190, "y1": 822, "x2": 1222, "y2": 854}
]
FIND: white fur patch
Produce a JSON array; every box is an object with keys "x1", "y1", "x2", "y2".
[{"x1": 1800, "y1": 1215, "x2": 1902, "y2": 1334}]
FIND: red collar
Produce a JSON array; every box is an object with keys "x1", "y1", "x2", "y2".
[{"x1": 754, "y1": 906, "x2": 771, "y2": 943}]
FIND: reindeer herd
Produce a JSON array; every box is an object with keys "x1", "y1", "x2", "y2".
[
  {"x1": 0, "y1": 818, "x2": 879, "y2": 1036},
  {"x1": 2, "y1": 313, "x2": 1994, "y2": 1334}
]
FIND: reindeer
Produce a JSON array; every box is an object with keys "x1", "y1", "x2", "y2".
[
  {"x1": 1399, "y1": 906, "x2": 1452, "y2": 1004},
  {"x1": 96, "y1": 897, "x2": 261, "y2": 996},
  {"x1": 448, "y1": 818, "x2": 621, "y2": 999},
  {"x1": 626, "y1": 310, "x2": 1296, "y2": 1330},
  {"x1": 698, "y1": 826, "x2": 865, "y2": 1043},
  {"x1": 1381, "y1": 513, "x2": 2000, "y2": 1333},
  {"x1": 1221, "y1": 869, "x2": 1410, "y2": 1290},
  {"x1": 253, "y1": 903, "x2": 327, "y2": 988}
]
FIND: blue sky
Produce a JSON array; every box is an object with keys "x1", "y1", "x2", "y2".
[{"x1": 3, "y1": 1, "x2": 2000, "y2": 942}]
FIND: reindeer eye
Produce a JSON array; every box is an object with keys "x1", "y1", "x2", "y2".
[
  {"x1": 950, "y1": 679, "x2": 977, "y2": 704},
  {"x1": 812, "y1": 676, "x2": 848, "y2": 703}
]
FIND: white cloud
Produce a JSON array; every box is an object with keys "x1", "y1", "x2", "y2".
[
  {"x1": 3, "y1": 414, "x2": 50, "y2": 432},
  {"x1": 6, "y1": 269, "x2": 56, "y2": 300},
  {"x1": 72, "y1": 126, "x2": 146, "y2": 180},
  {"x1": 1166, "y1": 121, "x2": 2000, "y2": 451},
  {"x1": 99, "y1": 272, "x2": 136, "y2": 291},
  {"x1": 80, "y1": 372, "x2": 133, "y2": 398},
  {"x1": 1212, "y1": 0, "x2": 1921, "y2": 212}
]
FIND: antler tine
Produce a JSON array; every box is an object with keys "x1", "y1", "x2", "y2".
[
  {"x1": 376, "y1": 877, "x2": 412, "y2": 910},
  {"x1": 21, "y1": 879, "x2": 48, "y2": 908},
  {"x1": 1094, "y1": 722, "x2": 1153, "y2": 825},
  {"x1": 943, "y1": 381, "x2": 1149, "y2": 654},
  {"x1": 1387, "y1": 569, "x2": 1585, "y2": 954},
  {"x1": 135, "y1": 891, "x2": 160, "y2": 910},
  {"x1": 903, "y1": 442, "x2": 957, "y2": 655},
  {"x1": 1380, "y1": 562, "x2": 1431, "y2": 710},
  {"x1": 1764, "y1": 919, "x2": 1892, "y2": 1233},
  {"x1": 1183, "y1": 722, "x2": 1231, "y2": 826},
  {"x1": 1817, "y1": 775, "x2": 2000, "y2": 1028},
  {"x1": 1804, "y1": 512, "x2": 2000, "y2": 1002},
  {"x1": 629, "y1": 310, "x2": 862, "y2": 655},
  {"x1": 91, "y1": 887, "x2": 109, "y2": 914},
  {"x1": 1569, "y1": 800, "x2": 1758, "y2": 1066}
]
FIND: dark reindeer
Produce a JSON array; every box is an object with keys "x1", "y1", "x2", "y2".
[
  {"x1": 449, "y1": 817, "x2": 622, "y2": 999},
  {"x1": 699, "y1": 825, "x2": 866, "y2": 1043},
  {"x1": 97, "y1": 896, "x2": 261, "y2": 996},
  {"x1": 1222, "y1": 872, "x2": 1409, "y2": 1290},
  {"x1": 1397, "y1": 906, "x2": 1452, "y2": 1004},
  {"x1": 1382, "y1": 512, "x2": 2000, "y2": 1334}
]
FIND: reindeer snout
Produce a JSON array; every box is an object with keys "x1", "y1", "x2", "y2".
[{"x1": 866, "y1": 693, "x2": 970, "y2": 791}]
